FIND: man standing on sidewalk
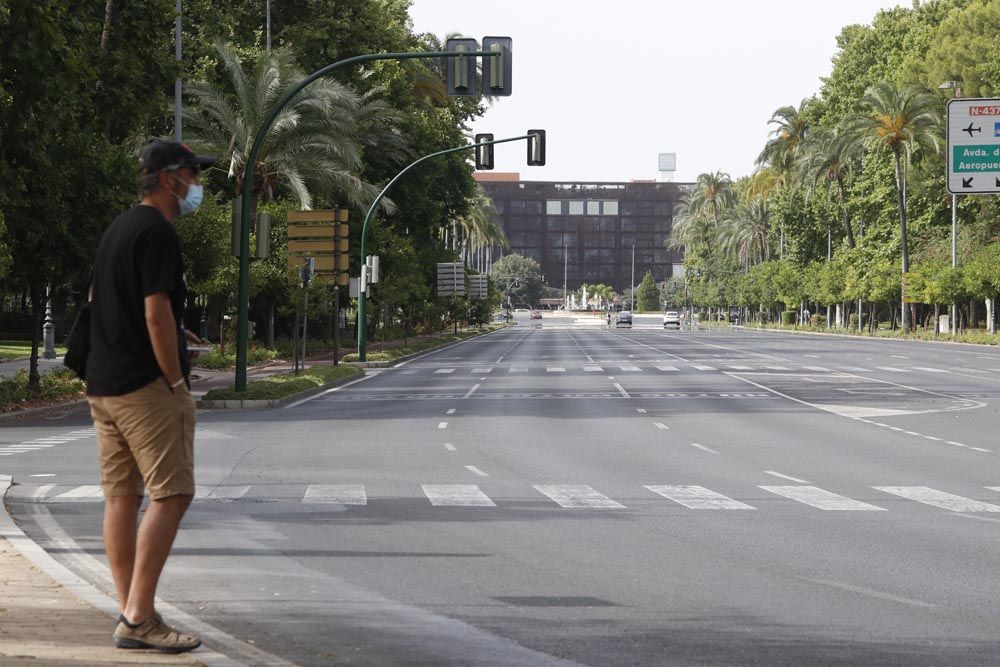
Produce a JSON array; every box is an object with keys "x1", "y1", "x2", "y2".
[{"x1": 86, "y1": 140, "x2": 214, "y2": 653}]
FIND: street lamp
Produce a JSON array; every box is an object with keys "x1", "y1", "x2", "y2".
[
  {"x1": 939, "y1": 80, "x2": 960, "y2": 335},
  {"x1": 630, "y1": 244, "x2": 636, "y2": 311}
]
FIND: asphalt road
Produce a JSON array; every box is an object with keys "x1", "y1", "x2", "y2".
[{"x1": 4, "y1": 312, "x2": 1000, "y2": 665}]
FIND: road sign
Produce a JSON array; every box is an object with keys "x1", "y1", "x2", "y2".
[
  {"x1": 287, "y1": 210, "x2": 349, "y2": 286},
  {"x1": 468, "y1": 274, "x2": 488, "y2": 299},
  {"x1": 947, "y1": 98, "x2": 1000, "y2": 194},
  {"x1": 437, "y1": 262, "x2": 465, "y2": 296}
]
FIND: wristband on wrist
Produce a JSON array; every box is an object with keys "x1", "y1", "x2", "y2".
[{"x1": 171, "y1": 377, "x2": 186, "y2": 388}]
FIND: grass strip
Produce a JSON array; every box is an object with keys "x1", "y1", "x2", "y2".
[
  {"x1": 340, "y1": 327, "x2": 502, "y2": 363},
  {"x1": 0, "y1": 367, "x2": 84, "y2": 412},
  {"x1": 201, "y1": 364, "x2": 362, "y2": 401}
]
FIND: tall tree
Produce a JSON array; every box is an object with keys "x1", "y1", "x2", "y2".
[
  {"x1": 757, "y1": 101, "x2": 811, "y2": 176},
  {"x1": 797, "y1": 126, "x2": 864, "y2": 248},
  {"x1": 848, "y1": 80, "x2": 942, "y2": 331}
]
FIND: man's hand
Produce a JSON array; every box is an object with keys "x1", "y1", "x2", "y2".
[{"x1": 145, "y1": 292, "x2": 183, "y2": 386}]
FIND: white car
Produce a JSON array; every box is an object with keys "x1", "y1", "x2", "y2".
[{"x1": 663, "y1": 310, "x2": 682, "y2": 329}]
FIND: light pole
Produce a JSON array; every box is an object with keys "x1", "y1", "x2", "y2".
[
  {"x1": 233, "y1": 48, "x2": 506, "y2": 389},
  {"x1": 939, "y1": 80, "x2": 960, "y2": 335},
  {"x1": 174, "y1": 0, "x2": 182, "y2": 141},
  {"x1": 630, "y1": 244, "x2": 635, "y2": 311},
  {"x1": 563, "y1": 241, "x2": 568, "y2": 309}
]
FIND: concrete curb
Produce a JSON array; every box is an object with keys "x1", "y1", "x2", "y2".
[
  {"x1": 196, "y1": 368, "x2": 364, "y2": 410},
  {"x1": 340, "y1": 326, "x2": 507, "y2": 368},
  {"x1": 732, "y1": 325, "x2": 1000, "y2": 348}
]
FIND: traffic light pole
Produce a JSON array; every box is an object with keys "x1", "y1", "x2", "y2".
[
  {"x1": 358, "y1": 133, "x2": 536, "y2": 361},
  {"x1": 234, "y1": 50, "x2": 498, "y2": 392}
]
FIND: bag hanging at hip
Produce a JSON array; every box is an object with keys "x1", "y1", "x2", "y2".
[{"x1": 64, "y1": 298, "x2": 91, "y2": 381}]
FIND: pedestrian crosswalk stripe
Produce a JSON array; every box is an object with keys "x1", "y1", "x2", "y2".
[
  {"x1": 434, "y1": 368, "x2": 455, "y2": 374},
  {"x1": 655, "y1": 365, "x2": 678, "y2": 372},
  {"x1": 303, "y1": 484, "x2": 367, "y2": 505},
  {"x1": 803, "y1": 366, "x2": 830, "y2": 371},
  {"x1": 619, "y1": 366, "x2": 641, "y2": 372},
  {"x1": 873, "y1": 486, "x2": 1000, "y2": 512},
  {"x1": 914, "y1": 367, "x2": 948, "y2": 373},
  {"x1": 875, "y1": 366, "x2": 908, "y2": 373},
  {"x1": 645, "y1": 485, "x2": 756, "y2": 510},
  {"x1": 583, "y1": 366, "x2": 603, "y2": 372},
  {"x1": 195, "y1": 486, "x2": 251, "y2": 501},
  {"x1": 534, "y1": 485, "x2": 625, "y2": 509},
  {"x1": 759, "y1": 485, "x2": 886, "y2": 511},
  {"x1": 422, "y1": 484, "x2": 495, "y2": 507},
  {"x1": 471, "y1": 368, "x2": 493, "y2": 373},
  {"x1": 546, "y1": 367, "x2": 565, "y2": 372},
  {"x1": 52, "y1": 485, "x2": 103, "y2": 501},
  {"x1": 692, "y1": 365, "x2": 715, "y2": 371}
]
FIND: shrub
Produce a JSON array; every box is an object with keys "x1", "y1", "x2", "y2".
[
  {"x1": 810, "y1": 314, "x2": 827, "y2": 327},
  {"x1": 781, "y1": 310, "x2": 796, "y2": 325},
  {"x1": 201, "y1": 364, "x2": 362, "y2": 401}
]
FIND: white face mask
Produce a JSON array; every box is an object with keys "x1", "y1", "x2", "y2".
[{"x1": 172, "y1": 175, "x2": 204, "y2": 215}]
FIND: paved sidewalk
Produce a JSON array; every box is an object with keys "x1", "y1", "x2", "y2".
[{"x1": 0, "y1": 535, "x2": 201, "y2": 666}]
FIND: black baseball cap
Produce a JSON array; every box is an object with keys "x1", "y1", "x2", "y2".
[{"x1": 140, "y1": 140, "x2": 216, "y2": 175}]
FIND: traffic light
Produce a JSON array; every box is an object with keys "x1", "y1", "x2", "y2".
[
  {"x1": 481, "y1": 36, "x2": 512, "y2": 96},
  {"x1": 474, "y1": 133, "x2": 494, "y2": 170},
  {"x1": 527, "y1": 129, "x2": 546, "y2": 166},
  {"x1": 445, "y1": 38, "x2": 478, "y2": 96}
]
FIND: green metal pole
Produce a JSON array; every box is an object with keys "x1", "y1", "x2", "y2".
[
  {"x1": 358, "y1": 134, "x2": 536, "y2": 361},
  {"x1": 235, "y1": 50, "x2": 494, "y2": 391}
]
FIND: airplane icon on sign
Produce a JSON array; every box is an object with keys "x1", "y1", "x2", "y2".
[{"x1": 964, "y1": 123, "x2": 982, "y2": 137}]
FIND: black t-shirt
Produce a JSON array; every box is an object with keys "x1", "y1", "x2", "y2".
[{"x1": 86, "y1": 205, "x2": 189, "y2": 396}]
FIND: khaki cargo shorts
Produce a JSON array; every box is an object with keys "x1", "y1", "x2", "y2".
[{"x1": 88, "y1": 378, "x2": 196, "y2": 500}]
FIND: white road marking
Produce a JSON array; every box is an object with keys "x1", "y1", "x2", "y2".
[
  {"x1": 653, "y1": 423, "x2": 669, "y2": 430},
  {"x1": 546, "y1": 367, "x2": 565, "y2": 373},
  {"x1": 646, "y1": 485, "x2": 756, "y2": 510},
  {"x1": 890, "y1": 355, "x2": 909, "y2": 359},
  {"x1": 446, "y1": 408, "x2": 456, "y2": 415},
  {"x1": 765, "y1": 366, "x2": 791, "y2": 371},
  {"x1": 875, "y1": 366, "x2": 908, "y2": 373},
  {"x1": 463, "y1": 384, "x2": 480, "y2": 399},
  {"x1": 655, "y1": 365, "x2": 678, "y2": 372},
  {"x1": 495, "y1": 355, "x2": 504, "y2": 363},
  {"x1": 438, "y1": 422, "x2": 448, "y2": 429},
  {"x1": 508, "y1": 367, "x2": 527, "y2": 373},
  {"x1": 692, "y1": 365, "x2": 716, "y2": 371},
  {"x1": 464, "y1": 465, "x2": 489, "y2": 477},
  {"x1": 400, "y1": 369, "x2": 418, "y2": 374},
  {"x1": 534, "y1": 485, "x2": 625, "y2": 509},
  {"x1": 584, "y1": 366, "x2": 603, "y2": 372},
  {"x1": 302, "y1": 484, "x2": 367, "y2": 505},
  {"x1": 763, "y1": 470, "x2": 811, "y2": 484},
  {"x1": 613, "y1": 383, "x2": 630, "y2": 398},
  {"x1": 636, "y1": 408, "x2": 647, "y2": 413},
  {"x1": 435, "y1": 368, "x2": 456, "y2": 374},
  {"x1": 619, "y1": 366, "x2": 641, "y2": 372},
  {"x1": 914, "y1": 367, "x2": 948, "y2": 373},
  {"x1": 970, "y1": 447, "x2": 993, "y2": 453},
  {"x1": 728, "y1": 365, "x2": 753, "y2": 371},
  {"x1": 689, "y1": 443, "x2": 719, "y2": 454},
  {"x1": 760, "y1": 486, "x2": 885, "y2": 511},
  {"x1": 443, "y1": 443, "x2": 457, "y2": 451},
  {"x1": 471, "y1": 368, "x2": 493, "y2": 373},
  {"x1": 423, "y1": 484, "x2": 496, "y2": 507},
  {"x1": 196, "y1": 485, "x2": 251, "y2": 502},
  {"x1": 800, "y1": 577, "x2": 935, "y2": 609},
  {"x1": 874, "y1": 486, "x2": 1000, "y2": 512},
  {"x1": 803, "y1": 366, "x2": 830, "y2": 371},
  {"x1": 29, "y1": 474, "x2": 56, "y2": 478},
  {"x1": 947, "y1": 441, "x2": 968, "y2": 447},
  {"x1": 51, "y1": 485, "x2": 104, "y2": 501}
]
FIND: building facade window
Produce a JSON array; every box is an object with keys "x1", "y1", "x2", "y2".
[{"x1": 546, "y1": 200, "x2": 562, "y2": 215}]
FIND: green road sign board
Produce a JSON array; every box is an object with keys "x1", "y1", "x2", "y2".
[{"x1": 947, "y1": 98, "x2": 1000, "y2": 194}]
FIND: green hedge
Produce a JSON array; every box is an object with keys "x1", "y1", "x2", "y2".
[
  {"x1": 194, "y1": 346, "x2": 280, "y2": 370},
  {"x1": 780, "y1": 311, "x2": 796, "y2": 325},
  {"x1": 0, "y1": 367, "x2": 84, "y2": 411},
  {"x1": 201, "y1": 364, "x2": 362, "y2": 401}
]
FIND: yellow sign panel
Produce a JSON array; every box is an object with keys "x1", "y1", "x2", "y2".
[
  {"x1": 288, "y1": 224, "x2": 336, "y2": 239},
  {"x1": 288, "y1": 239, "x2": 336, "y2": 254},
  {"x1": 288, "y1": 210, "x2": 337, "y2": 222}
]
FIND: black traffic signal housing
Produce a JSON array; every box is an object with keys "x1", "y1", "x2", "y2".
[
  {"x1": 474, "y1": 133, "x2": 494, "y2": 170},
  {"x1": 445, "y1": 38, "x2": 478, "y2": 96},
  {"x1": 481, "y1": 36, "x2": 512, "y2": 96},
  {"x1": 527, "y1": 129, "x2": 546, "y2": 166}
]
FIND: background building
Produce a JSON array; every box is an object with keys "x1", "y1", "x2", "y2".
[{"x1": 475, "y1": 174, "x2": 691, "y2": 294}]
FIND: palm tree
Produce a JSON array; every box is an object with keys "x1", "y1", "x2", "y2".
[
  {"x1": 720, "y1": 196, "x2": 771, "y2": 267},
  {"x1": 797, "y1": 126, "x2": 864, "y2": 248},
  {"x1": 686, "y1": 171, "x2": 734, "y2": 227},
  {"x1": 184, "y1": 42, "x2": 403, "y2": 210},
  {"x1": 849, "y1": 80, "x2": 942, "y2": 331},
  {"x1": 757, "y1": 100, "x2": 811, "y2": 175},
  {"x1": 455, "y1": 185, "x2": 508, "y2": 272}
]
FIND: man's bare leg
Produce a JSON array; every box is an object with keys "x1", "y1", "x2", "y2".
[
  {"x1": 121, "y1": 494, "x2": 192, "y2": 623},
  {"x1": 103, "y1": 495, "x2": 142, "y2": 612}
]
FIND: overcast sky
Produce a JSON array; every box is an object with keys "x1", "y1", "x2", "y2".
[{"x1": 408, "y1": 0, "x2": 906, "y2": 183}]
